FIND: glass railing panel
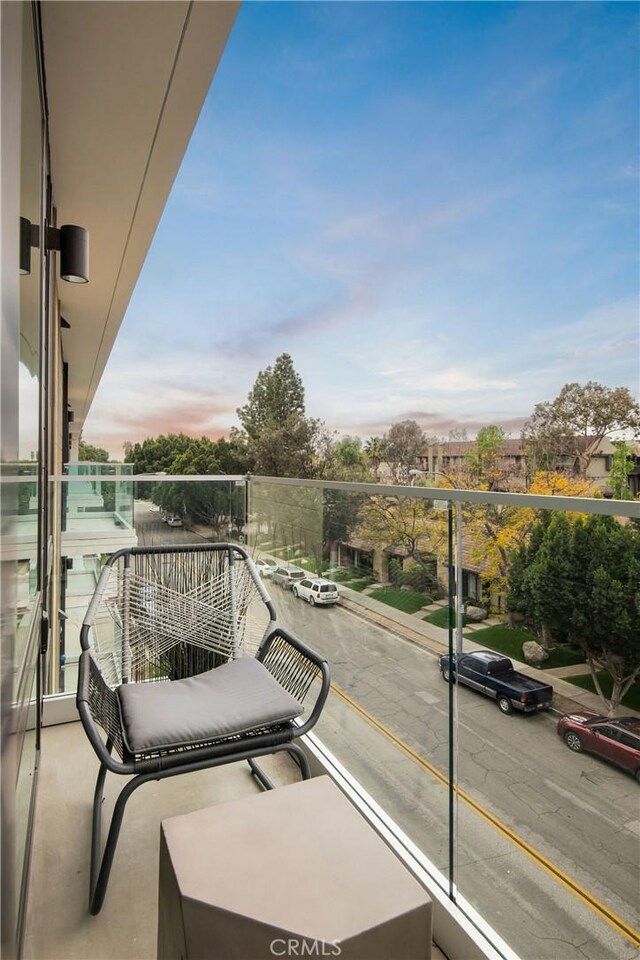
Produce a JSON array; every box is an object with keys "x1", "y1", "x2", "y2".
[
  {"x1": 248, "y1": 478, "x2": 640, "y2": 959},
  {"x1": 1, "y1": 471, "x2": 41, "y2": 671},
  {"x1": 48, "y1": 475, "x2": 248, "y2": 695},
  {"x1": 247, "y1": 478, "x2": 457, "y2": 893},
  {"x1": 14, "y1": 660, "x2": 38, "y2": 911},
  {"x1": 452, "y1": 499, "x2": 640, "y2": 960},
  {"x1": 64, "y1": 461, "x2": 134, "y2": 530}
]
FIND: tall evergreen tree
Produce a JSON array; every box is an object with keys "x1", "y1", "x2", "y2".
[
  {"x1": 525, "y1": 513, "x2": 574, "y2": 647},
  {"x1": 236, "y1": 354, "x2": 320, "y2": 478},
  {"x1": 236, "y1": 353, "x2": 305, "y2": 440}
]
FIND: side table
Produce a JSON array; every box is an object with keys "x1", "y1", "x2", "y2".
[{"x1": 158, "y1": 775, "x2": 432, "y2": 960}]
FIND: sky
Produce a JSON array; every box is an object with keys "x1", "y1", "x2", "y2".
[{"x1": 84, "y1": 1, "x2": 640, "y2": 459}]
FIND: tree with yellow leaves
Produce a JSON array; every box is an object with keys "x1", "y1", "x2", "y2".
[
  {"x1": 355, "y1": 493, "x2": 445, "y2": 592},
  {"x1": 424, "y1": 470, "x2": 597, "y2": 611}
]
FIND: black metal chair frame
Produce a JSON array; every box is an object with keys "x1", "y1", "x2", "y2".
[{"x1": 77, "y1": 543, "x2": 330, "y2": 914}]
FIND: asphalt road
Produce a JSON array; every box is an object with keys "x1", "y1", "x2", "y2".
[
  {"x1": 134, "y1": 503, "x2": 639, "y2": 960},
  {"x1": 272, "y1": 583, "x2": 640, "y2": 960}
]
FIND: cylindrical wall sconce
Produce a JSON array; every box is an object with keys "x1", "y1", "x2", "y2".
[
  {"x1": 59, "y1": 225, "x2": 89, "y2": 284},
  {"x1": 19, "y1": 217, "x2": 90, "y2": 284}
]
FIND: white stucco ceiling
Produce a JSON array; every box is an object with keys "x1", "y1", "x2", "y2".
[{"x1": 40, "y1": 0, "x2": 239, "y2": 431}]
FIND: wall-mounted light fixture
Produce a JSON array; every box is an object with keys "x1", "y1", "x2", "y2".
[
  {"x1": 19, "y1": 217, "x2": 39, "y2": 275},
  {"x1": 20, "y1": 217, "x2": 90, "y2": 284}
]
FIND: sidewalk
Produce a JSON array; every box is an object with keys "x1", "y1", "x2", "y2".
[{"x1": 338, "y1": 585, "x2": 639, "y2": 719}]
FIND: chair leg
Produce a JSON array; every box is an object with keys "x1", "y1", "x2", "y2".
[
  {"x1": 89, "y1": 761, "x2": 110, "y2": 908},
  {"x1": 248, "y1": 743, "x2": 311, "y2": 791},
  {"x1": 89, "y1": 772, "x2": 150, "y2": 915},
  {"x1": 287, "y1": 743, "x2": 311, "y2": 779},
  {"x1": 89, "y1": 742, "x2": 313, "y2": 913}
]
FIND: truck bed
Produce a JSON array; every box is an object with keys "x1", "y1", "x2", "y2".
[{"x1": 493, "y1": 670, "x2": 553, "y2": 695}]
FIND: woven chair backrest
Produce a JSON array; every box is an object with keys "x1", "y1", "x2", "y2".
[{"x1": 85, "y1": 546, "x2": 274, "y2": 687}]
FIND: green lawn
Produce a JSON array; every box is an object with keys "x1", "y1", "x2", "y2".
[
  {"x1": 295, "y1": 557, "x2": 332, "y2": 573},
  {"x1": 330, "y1": 568, "x2": 374, "y2": 584},
  {"x1": 462, "y1": 625, "x2": 586, "y2": 670},
  {"x1": 540, "y1": 646, "x2": 586, "y2": 670},
  {"x1": 346, "y1": 579, "x2": 375, "y2": 593},
  {"x1": 423, "y1": 606, "x2": 461, "y2": 629},
  {"x1": 368, "y1": 587, "x2": 428, "y2": 614},
  {"x1": 565, "y1": 672, "x2": 640, "y2": 713}
]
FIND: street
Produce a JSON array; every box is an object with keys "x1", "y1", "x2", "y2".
[
  {"x1": 134, "y1": 502, "x2": 640, "y2": 960},
  {"x1": 272, "y1": 584, "x2": 639, "y2": 960}
]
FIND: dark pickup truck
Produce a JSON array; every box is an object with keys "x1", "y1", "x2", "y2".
[{"x1": 439, "y1": 649, "x2": 553, "y2": 715}]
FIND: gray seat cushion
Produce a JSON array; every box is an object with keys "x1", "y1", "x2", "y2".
[{"x1": 117, "y1": 657, "x2": 304, "y2": 755}]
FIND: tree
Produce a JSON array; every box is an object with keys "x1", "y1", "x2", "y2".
[
  {"x1": 509, "y1": 512, "x2": 640, "y2": 716},
  {"x1": 79, "y1": 440, "x2": 109, "y2": 462},
  {"x1": 568, "y1": 515, "x2": 640, "y2": 716},
  {"x1": 441, "y1": 470, "x2": 596, "y2": 610},
  {"x1": 465, "y1": 425, "x2": 511, "y2": 490},
  {"x1": 522, "y1": 381, "x2": 640, "y2": 478},
  {"x1": 125, "y1": 433, "x2": 194, "y2": 473},
  {"x1": 237, "y1": 353, "x2": 305, "y2": 440},
  {"x1": 433, "y1": 425, "x2": 522, "y2": 493},
  {"x1": 321, "y1": 436, "x2": 372, "y2": 482},
  {"x1": 250, "y1": 417, "x2": 321, "y2": 478},
  {"x1": 236, "y1": 354, "x2": 321, "y2": 478},
  {"x1": 357, "y1": 494, "x2": 443, "y2": 591},
  {"x1": 364, "y1": 436, "x2": 387, "y2": 480},
  {"x1": 609, "y1": 440, "x2": 635, "y2": 501},
  {"x1": 169, "y1": 436, "x2": 250, "y2": 477},
  {"x1": 323, "y1": 490, "x2": 363, "y2": 560},
  {"x1": 523, "y1": 513, "x2": 574, "y2": 647},
  {"x1": 384, "y1": 420, "x2": 426, "y2": 484}
]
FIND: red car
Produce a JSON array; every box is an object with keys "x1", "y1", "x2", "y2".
[{"x1": 557, "y1": 713, "x2": 640, "y2": 782}]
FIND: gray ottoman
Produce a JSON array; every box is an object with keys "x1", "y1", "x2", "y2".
[{"x1": 158, "y1": 775, "x2": 432, "y2": 960}]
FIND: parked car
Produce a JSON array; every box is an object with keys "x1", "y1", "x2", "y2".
[
  {"x1": 255, "y1": 557, "x2": 278, "y2": 578},
  {"x1": 557, "y1": 713, "x2": 640, "y2": 781},
  {"x1": 438, "y1": 650, "x2": 553, "y2": 715},
  {"x1": 272, "y1": 565, "x2": 306, "y2": 590},
  {"x1": 292, "y1": 578, "x2": 340, "y2": 606},
  {"x1": 166, "y1": 516, "x2": 183, "y2": 527}
]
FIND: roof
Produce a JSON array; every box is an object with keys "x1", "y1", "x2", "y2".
[
  {"x1": 425, "y1": 436, "x2": 615, "y2": 458},
  {"x1": 434, "y1": 439, "x2": 525, "y2": 458}
]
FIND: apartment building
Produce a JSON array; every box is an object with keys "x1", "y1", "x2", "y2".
[{"x1": 419, "y1": 436, "x2": 640, "y2": 494}]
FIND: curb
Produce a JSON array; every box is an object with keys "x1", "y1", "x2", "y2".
[{"x1": 339, "y1": 590, "x2": 640, "y2": 720}]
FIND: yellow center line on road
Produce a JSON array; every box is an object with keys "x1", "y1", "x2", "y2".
[{"x1": 331, "y1": 682, "x2": 640, "y2": 949}]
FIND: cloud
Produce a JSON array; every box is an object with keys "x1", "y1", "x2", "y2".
[
  {"x1": 333, "y1": 411, "x2": 527, "y2": 441},
  {"x1": 506, "y1": 297, "x2": 640, "y2": 405},
  {"x1": 83, "y1": 346, "x2": 245, "y2": 457}
]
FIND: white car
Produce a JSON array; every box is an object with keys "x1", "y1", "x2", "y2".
[
  {"x1": 255, "y1": 557, "x2": 278, "y2": 578},
  {"x1": 166, "y1": 516, "x2": 183, "y2": 527},
  {"x1": 292, "y1": 577, "x2": 340, "y2": 606},
  {"x1": 272, "y1": 565, "x2": 306, "y2": 590}
]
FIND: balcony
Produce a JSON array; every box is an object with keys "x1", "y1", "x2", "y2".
[{"x1": 22, "y1": 475, "x2": 640, "y2": 960}]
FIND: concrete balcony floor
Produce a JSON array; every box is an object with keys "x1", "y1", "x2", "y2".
[{"x1": 23, "y1": 720, "x2": 446, "y2": 960}]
